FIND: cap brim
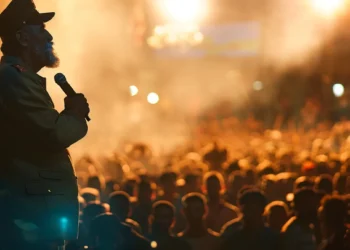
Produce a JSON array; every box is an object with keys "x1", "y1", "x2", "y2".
[
  {"x1": 40, "y1": 12, "x2": 55, "y2": 23},
  {"x1": 26, "y1": 12, "x2": 55, "y2": 25}
]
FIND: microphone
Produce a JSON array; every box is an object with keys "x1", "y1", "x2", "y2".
[{"x1": 54, "y1": 73, "x2": 91, "y2": 122}]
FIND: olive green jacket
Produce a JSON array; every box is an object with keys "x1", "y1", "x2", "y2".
[{"x1": 0, "y1": 56, "x2": 87, "y2": 242}]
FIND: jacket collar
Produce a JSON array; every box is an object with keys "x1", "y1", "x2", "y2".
[{"x1": 1, "y1": 55, "x2": 47, "y2": 89}]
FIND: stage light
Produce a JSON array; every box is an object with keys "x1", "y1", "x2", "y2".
[
  {"x1": 253, "y1": 81, "x2": 263, "y2": 91},
  {"x1": 333, "y1": 83, "x2": 345, "y2": 97},
  {"x1": 129, "y1": 85, "x2": 139, "y2": 96},
  {"x1": 161, "y1": 0, "x2": 205, "y2": 23},
  {"x1": 147, "y1": 92, "x2": 160, "y2": 104},
  {"x1": 311, "y1": 0, "x2": 344, "y2": 16}
]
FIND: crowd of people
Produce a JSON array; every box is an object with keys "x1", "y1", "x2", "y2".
[
  {"x1": 1, "y1": 0, "x2": 349, "y2": 250},
  {"x1": 65, "y1": 118, "x2": 350, "y2": 250}
]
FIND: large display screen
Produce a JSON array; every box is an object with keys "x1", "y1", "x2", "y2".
[{"x1": 153, "y1": 21, "x2": 261, "y2": 58}]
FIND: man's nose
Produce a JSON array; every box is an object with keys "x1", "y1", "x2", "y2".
[{"x1": 46, "y1": 30, "x2": 53, "y2": 42}]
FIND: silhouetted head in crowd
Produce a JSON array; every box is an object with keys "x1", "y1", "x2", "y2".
[
  {"x1": 316, "y1": 162, "x2": 331, "y2": 175},
  {"x1": 88, "y1": 176, "x2": 103, "y2": 193},
  {"x1": 245, "y1": 169, "x2": 256, "y2": 185},
  {"x1": 82, "y1": 202, "x2": 107, "y2": 230},
  {"x1": 203, "y1": 142, "x2": 228, "y2": 170},
  {"x1": 265, "y1": 201, "x2": 289, "y2": 232},
  {"x1": 258, "y1": 166, "x2": 275, "y2": 178},
  {"x1": 150, "y1": 201, "x2": 175, "y2": 235},
  {"x1": 340, "y1": 164, "x2": 350, "y2": 174},
  {"x1": 122, "y1": 178, "x2": 137, "y2": 197},
  {"x1": 184, "y1": 173, "x2": 202, "y2": 194},
  {"x1": 204, "y1": 171, "x2": 224, "y2": 202},
  {"x1": 238, "y1": 189, "x2": 267, "y2": 228},
  {"x1": 294, "y1": 176, "x2": 314, "y2": 191},
  {"x1": 81, "y1": 187, "x2": 100, "y2": 203},
  {"x1": 330, "y1": 159, "x2": 342, "y2": 173},
  {"x1": 333, "y1": 173, "x2": 348, "y2": 195},
  {"x1": 279, "y1": 152, "x2": 294, "y2": 172},
  {"x1": 105, "y1": 179, "x2": 118, "y2": 196},
  {"x1": 227, "y1": 171, "x2": 245, "y2": 204},
  {"x1": 261, "y1": 175, "x2": 277, "y2": 202},
  {"x1": 129, "y1": 143, "x2": 151, "y2": 161},
  {"x1": 224, "y1": 160, "x2": 241, "y2": 176},
  {"x1": 182, "y1": 193, "x2": 207, "y2": 226},
  {"x1": 89, "y1": 213, "x2": 123, "y2": 250},
  {"x1": 109, "y1": 191, "x2": 131, "y2": 221},
  {"x1": 137, "y1": 180, "x2": 154, "y2": 204},
  {"x1": 315, "y1": 174, "x2": 333, "y2": 195},
  {"x1": 160, "y1": 172, "x2": 177, "y2": 198},
  {"x1": 293, "y1": 188, "x2": 317, "y2": 224},
  {"x1": 318, "y1": 196, "x2": 347, "y2": 238}
]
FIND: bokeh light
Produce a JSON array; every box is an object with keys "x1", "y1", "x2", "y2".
[
  {"x1": 129, "y1": 85, "x2": 139, "y2": 96},
  {"x1": 333, "y1": 83, "x2": 345, "y2": 97},
  {"x1": 311, "y1": 0, "x2": 344, "y2": 16},
  {"x1": 161, "y1": 0, "x2": 205, "y2": 23},
  {"x1": 253, "y1": 81, "x2": 263, "y2": 91},
  {"x1": 60, "y1": 217, "x2": 68, "y2": 231},
  {"x1": 147, "y1": 92, "x2": 160, "y2": 104},
  {"x1": 286, "y1": 193, "x2": 294, "y2": 202},
  {"x1": 151, "y1": 241, "x2": 158, "y2": 249}
]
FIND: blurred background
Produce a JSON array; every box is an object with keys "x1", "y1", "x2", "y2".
[{"x1": 1, "y1": 0, "x2": 350, "y2": 157}]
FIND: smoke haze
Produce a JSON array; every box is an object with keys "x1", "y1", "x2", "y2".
[{"x1": 0, "y1": 0, "x2": 339, "y2": 158}]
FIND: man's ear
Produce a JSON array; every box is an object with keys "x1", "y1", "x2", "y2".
[{"x1": 15, "y1": 30, "x2": 29, "y2": 47}]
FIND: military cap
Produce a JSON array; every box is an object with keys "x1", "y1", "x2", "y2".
[{"x1": 0, "y1": 0, "x2": 55, "y2": 36}]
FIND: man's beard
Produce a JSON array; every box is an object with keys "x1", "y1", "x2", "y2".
[
  {"x1": 45, "y1": 45, "x2": 60, "y2": 68},
  {"x1": 35, "y1": 43, "x2": 60, "y2": 68}
]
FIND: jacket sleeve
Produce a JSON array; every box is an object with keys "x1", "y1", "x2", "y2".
[{"x1": 0, "y1": 66, "x2": 88, "y2": 150}]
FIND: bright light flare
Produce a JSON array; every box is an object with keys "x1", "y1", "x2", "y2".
[
  {"x1": 161, "y1": 0, "x2": 205, "y2": 23},
  {"x1": 129, "y1": 85, "x2": 139, "y2": 96},
  {"x1": 147, "y1": 92, "x2": 160, "y2": 104},
  {"x1": 333, "y1": 83, "x2": 345, "y2": 97},
  {"x1": 311, "y1": 0, "x2": 344, "y2": 16}
]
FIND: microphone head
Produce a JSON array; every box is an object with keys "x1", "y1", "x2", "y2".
[{"x1": 54, "y1": 73, "x2": 67, "y2": 85}]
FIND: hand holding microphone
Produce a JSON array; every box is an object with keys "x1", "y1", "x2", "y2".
[
  {"x1": 54, "y1": 73, "x2": 91, "y2": 121},
  {"x1": 64, "y1": 94, "x2": 90, "y2": 120}
]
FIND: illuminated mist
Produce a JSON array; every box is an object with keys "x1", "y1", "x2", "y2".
[{"x1": 0, "y1": 0, "x2": 341, "y2": 158}]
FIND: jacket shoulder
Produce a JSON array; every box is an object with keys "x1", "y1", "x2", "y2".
[
  {"x1": 0, "y1": 63, "x2": 23, "y2": 81},
  {"x1": 0, "y1": 63, "x2": 25, "y2": 91}
]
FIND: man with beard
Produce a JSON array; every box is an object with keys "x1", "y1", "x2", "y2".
[{"x1": 0, "y1": 0, "x2": 90, "y2": 249}]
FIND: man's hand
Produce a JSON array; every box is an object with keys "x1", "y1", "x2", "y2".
[{"x1": 64, "y1": 94, "x2": 90, "y2": 119}]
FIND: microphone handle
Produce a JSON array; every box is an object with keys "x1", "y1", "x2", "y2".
[
  {"x1": 61, "y1": 82, "x2": 76, "y2": 96},
  {"x1": 60, "y1": 82, "x2": 91, "y2": 122}
]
